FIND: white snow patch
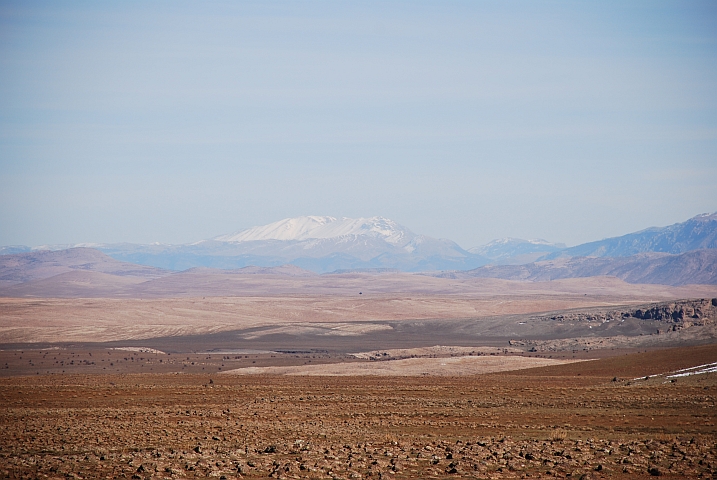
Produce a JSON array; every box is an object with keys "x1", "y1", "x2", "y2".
[
  {"x1": 214, "y1": 216, "x2": 414, "y2": 245},
  {"x1": 666, "y1": 362, "x2": 717, "y2": 378},
  {"x1": 112, "y1": 347, "x2": 166, "y2": 355}
]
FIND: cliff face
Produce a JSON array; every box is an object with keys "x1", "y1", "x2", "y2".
[
  {"x1": 631, "y1": 298, "x2": 717, "y2": 323},
  {"x1": 546, "y1": 298, "x2": 717, "y2": 330}
]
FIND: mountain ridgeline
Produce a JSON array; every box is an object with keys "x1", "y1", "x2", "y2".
[
  {"x1": 469, "y1": 238, "x2": 566, "y2": 265},
  {"x1": 441, "y1": 249, "x2": 717, "y2": 286},
  {"x1": 1, "y1": 212, "x2": 717, "y2": 285},
  {"x1": 97, "y1": 216, "x2": 489, "y2": 273},
  {"x1": 540, "y1": 213, "x2": 717, "y2": 259}
]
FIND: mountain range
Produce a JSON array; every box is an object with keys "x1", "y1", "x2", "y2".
[
  {"x1": 469, "y1": 238, "x2": 566, "y2": 265},
  {"x1": 88, "y1": 216, "x2": 489, "y2": 273},
  {"x1": 438, "y1": 249, "x2": 717, "y2": 286},
  {"x1": 1, "y1": 212, "x2": 716, "y2": 285},
  {"x1": 540, "y1": 212, "x2": 717, "y2": 259}
]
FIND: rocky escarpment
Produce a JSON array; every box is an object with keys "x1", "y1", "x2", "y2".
[
  {"x1": 546, "y1": 298, "x2": 717, "y2": 330},
  {"x1": 508, "y1": 299, "x2": 717, "y2": 353}
]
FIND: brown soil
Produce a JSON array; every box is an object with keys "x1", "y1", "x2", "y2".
[{"x1": 1, "y1": 344, "x2": 716, "y2": 479}]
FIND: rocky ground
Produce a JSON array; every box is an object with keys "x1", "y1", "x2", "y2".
[
  {"x1": 1, "y1": 344, "x2": 716, "y2": 479},
  {"x1": 506, "y1": 299, "x2": 717, "y2": 354},
  {"x1": 540, "y1": 299, "x2": 717, "y2": 329}
]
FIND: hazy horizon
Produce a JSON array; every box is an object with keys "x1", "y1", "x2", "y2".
[
  {"x1": 2, "y1": 211, "x2": 716, "y2": 253},
  {"x1": 2, "y1": 1, "x2": 716, "y2": 248}
]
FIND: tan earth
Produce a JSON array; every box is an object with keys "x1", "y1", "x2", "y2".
[
  {"x1": 0, "y1": 294, "x2": 652, "y2": 344},
  {"x1": 222, "y1": 354, "x2": 584, "y2": 376},
  {"x1": 2, "y1": 273, "x2": 717, "y2": 345}
]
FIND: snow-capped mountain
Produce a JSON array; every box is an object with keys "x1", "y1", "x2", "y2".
[
  {"x1": 91, "y1": 216, "x2": 488, "y2": 273},
  {"x1": 5, "y1": 212, "x2": 715, "y2": 277},
  {"x1": 470, "y1": 238, "x2": 566, "y2": 265},
  {"x1": 213, "y1": 216, "x2": 413, "y2": 246}
]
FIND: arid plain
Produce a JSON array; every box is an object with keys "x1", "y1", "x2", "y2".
[{"x1": 1, "y1": 271, "x2": 717, "y2": 478}]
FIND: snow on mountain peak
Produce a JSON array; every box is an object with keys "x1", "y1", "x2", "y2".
[
  {"x1": 214, "y1": 216, "x2": 414, "y2": 245},
  {"x1": 692, "y1": 212, "x2": 717, "y2": 221},
  {"x1": 478, "y1": 238, "x2": 562, "y2": 249}
]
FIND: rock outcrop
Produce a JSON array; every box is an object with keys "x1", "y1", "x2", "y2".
[{"x1": 546, "y1": 298, "x2": 717, "y2": 329}]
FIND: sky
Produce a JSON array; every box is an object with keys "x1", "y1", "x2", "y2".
[{"x1": 1, "y1": 1, "x2": 716, "y2": 249}]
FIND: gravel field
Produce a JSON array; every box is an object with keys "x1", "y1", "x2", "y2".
[{"x1": 1, "y1": 344, "x2": 716, "y2": 479}]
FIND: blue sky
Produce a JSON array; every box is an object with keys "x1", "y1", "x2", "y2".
[{"x1": 1, "y1": 1, "x2": 716, "y2": 248}]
